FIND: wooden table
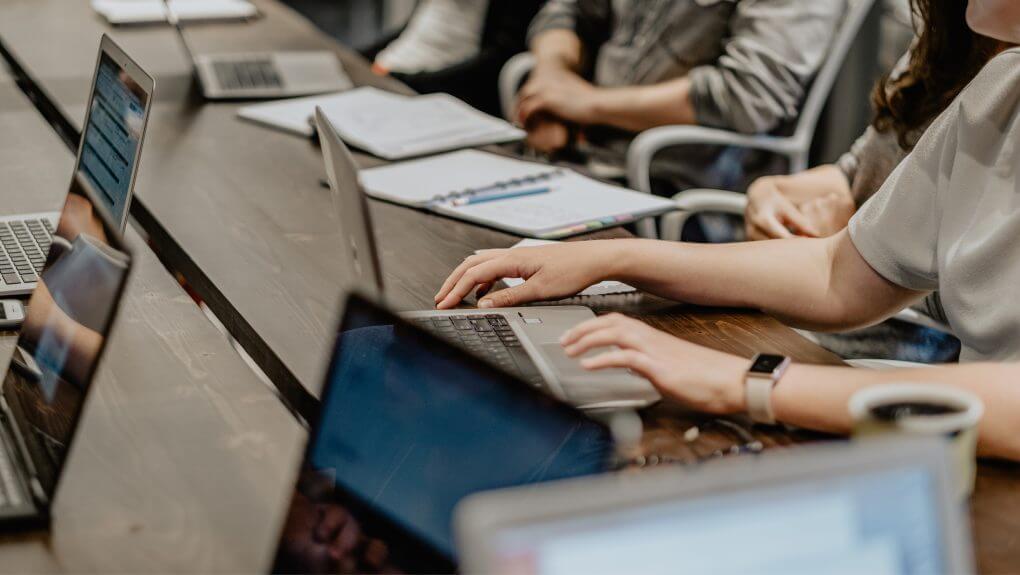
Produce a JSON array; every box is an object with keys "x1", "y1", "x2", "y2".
[
  {"x1": 2, "y1": 2, "x2": 1018, "y2": 573},
  {"x1": 0, "y1": 82, "x2": 303, "y2": 573}
]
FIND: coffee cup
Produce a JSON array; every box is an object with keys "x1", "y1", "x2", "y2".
[{"x1": 849, "y1": 384, "x2": 984, "y2": 497}]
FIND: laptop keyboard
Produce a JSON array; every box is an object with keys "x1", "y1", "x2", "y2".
[
  {"x1": 0, "y1": 443, "x2": 24, "y2": 509},
  {"x1": 0, "y1": 219, "x2": 53, "y2": 287},
  {"x1": 411, "y1": 314, "x2": 547, "y2": 390},
  {"x1": 213, "y1": 60, "x2": 283, "y2": 90}
]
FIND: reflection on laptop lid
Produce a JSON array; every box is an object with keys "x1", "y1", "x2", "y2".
[
  {"x1": 1, "y1": 173, "x2": 133, "y2": 506},
  {"x1": 269, "y1": 293, "x2": 614, "y2": 574},
  {"x1": 455, "y1": 438, "x2": 974, "y2": 575}
]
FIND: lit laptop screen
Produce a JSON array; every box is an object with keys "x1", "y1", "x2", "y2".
[
  {"x1": 271, "y1": 299, "x2": 612, "y2": 574},
  {"x1": 489, "y1": 466, "x2": 944, "y2": 575},
  {"x1": 77, "y1": 51, "x2": 148, "y2": 226},
  {"x1": 0, "y1": 176, "x2": 131, "y2": 497}
]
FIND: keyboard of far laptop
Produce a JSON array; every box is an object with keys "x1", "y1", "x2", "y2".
[
  {"x1": 0, "y1": 445, "x2": 25, "y2": 509},
  {"x1": 213, "y1": 59, "x2": 283, "y2": 90},
  {"x1": 0, "y1": 219, "x2": 53, "y2": 287},
  {"x1": 410, "y1": 314, "x2": 547, "y2": 390}
]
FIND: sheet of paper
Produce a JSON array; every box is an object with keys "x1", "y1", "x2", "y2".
[
  {"x1": 476, "y1": 239, "x2": 637, "y2": 297},
  {"x1": 92, "y1": 0, "x2": 257, "y2": 24},
  {"x1": 237, "y1": 88, "x2": 403, "y2": 137},
  {"x1": 315, "y1": 88, "x2": 524, "y2": 159},
  {"x1": 360, "y1": 149, "x2": 558, "y2": 206},
  {"x1": 448, "y1": 172, "x2": 674, "y2": 235}
]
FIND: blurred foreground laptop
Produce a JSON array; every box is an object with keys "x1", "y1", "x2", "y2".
[
  {"x1": 269, "y1": 293, "x2": 616, "y2": 573},
  {"x1": 456, "y1": 438, "x2": 973, "y2": 575},
  {"x1": 314, "y1": 108, "x2": 660, "y2": 411},
  {"x1": 0, "y1": 35, "x2": 151, "y2": 296},
  {"x1": 163, "y1": 0, "x2": 351, "y2": 100},
  {"x1": 0, "y1": 174, "x2": 133, "y2": 530}
]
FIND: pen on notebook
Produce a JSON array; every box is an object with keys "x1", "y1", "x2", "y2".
[{"x1": 451, "y1": 187, "x2": 551, "y2": 207}]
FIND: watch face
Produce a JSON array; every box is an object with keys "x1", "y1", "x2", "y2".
[{"x1": 750, "y1": 354, "x2": 787, "y2": 374}]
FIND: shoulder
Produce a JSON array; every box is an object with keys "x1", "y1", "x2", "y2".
[{"x1": 956, "y1": 49, "x2": 1020, "y2": 120}]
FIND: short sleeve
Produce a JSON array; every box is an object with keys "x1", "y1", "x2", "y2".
[{"x1": 848, "y1": 113, "x2": 954, "y2": 292}]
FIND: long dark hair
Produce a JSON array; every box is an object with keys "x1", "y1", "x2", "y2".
[{"x1": 872, "y1": 0, "x2": 1001, "y2": 150}]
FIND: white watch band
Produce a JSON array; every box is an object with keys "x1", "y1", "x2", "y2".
[{"x1": 745, "y1": 374, "x2": 778, "y2": 424}]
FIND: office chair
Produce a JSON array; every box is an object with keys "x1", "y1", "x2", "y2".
[{"x1": 498, "y1": 0, "x2": 877, "y2": 239}]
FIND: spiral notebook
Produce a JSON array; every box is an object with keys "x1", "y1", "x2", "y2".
[{"x1": 359, "y1": 150, "x2": 676, "y2": 239}]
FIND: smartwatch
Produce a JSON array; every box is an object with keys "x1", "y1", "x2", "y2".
[{"x1": 745, "y1": 354, "x2": 792, "y2": 424}]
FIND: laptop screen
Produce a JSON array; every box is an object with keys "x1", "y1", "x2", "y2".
[
  {"x1": 76, "y1": 49, "x2": 149, "y2": 228},
  {"x1": 271, "y1": 294, "x2": 613, "y2": 574},
  {"x1": 487, "y1": 465, "x2": 945, "y2": 575},
  {"x1": 0, "y1": 175, "x2": 132, "y2": 498}
]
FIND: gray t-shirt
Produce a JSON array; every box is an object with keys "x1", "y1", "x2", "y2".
[{"x1": 848, "y1": 47, "x2": 1020, "y2": 362}]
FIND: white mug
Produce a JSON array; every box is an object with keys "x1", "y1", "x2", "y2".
[{"x1": 849, "y1": 384, "x2": 984, "y2": 497}]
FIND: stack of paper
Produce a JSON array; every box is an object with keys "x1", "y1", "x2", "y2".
[
  {"x1": 237, "y1": 87, "x2": 525, "y2": 160},
  {"x1": 359, "y1": 150, "x2": 676, "y2": 238},
  {"x1": 92, "y1": 0, "x2": 258, "y2": 25}
]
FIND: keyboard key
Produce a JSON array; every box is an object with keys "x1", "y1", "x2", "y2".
[
  {"x1": 20, "y1": 274, "x2": 36, "y2": 283},
  {"x1": 452, "y1": 318, "x2": 473, "y2": 331},
  {"x1": 2, "y1": 273, "x2": 20, "y2": 284}
]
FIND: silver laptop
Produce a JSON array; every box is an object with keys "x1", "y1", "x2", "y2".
[
  {"x1": 163, "y1": 0, "x2": 351, "y2": 100},
  {"x1": 455, "y1": 437, "x2": 975, "y2": 575},
  {"x1": 0, "y1": 172, "x2": 134, "y2": 530},
  {"x1": 0, "y1": 35, "x2": 152, "y2": 297},
  {"x1": 314, "y1": 108, "x2": 660, "y2": 411}
]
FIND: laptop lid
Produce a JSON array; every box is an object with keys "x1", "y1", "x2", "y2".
[
  {"x1": 455, "y1": 437, "x2": 973, "y2": 575},
  {"x1": 73, "y1": 35, "x2": 154, "y2": 231},
  {"x1": 0, "y1": 173, "x2": 133, "y2": 503},
  {"x1": 269, "y1": 293, "x2": 614, "y2": 574},
  {"x1": 315, "y1": 108, "x2": 386, "y2": 301}
]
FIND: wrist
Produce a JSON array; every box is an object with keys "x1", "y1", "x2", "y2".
[{"x1": 721, "y1": 355, "x2": 753, "y2": 414}]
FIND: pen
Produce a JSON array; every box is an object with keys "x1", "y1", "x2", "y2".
[{"x1": 451, "y1": 187, "x2": 550, "y2": 207}]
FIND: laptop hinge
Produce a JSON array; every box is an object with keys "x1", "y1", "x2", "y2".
[{"x1": 0, "y1": 395, "x2": 48, "y2": 507}]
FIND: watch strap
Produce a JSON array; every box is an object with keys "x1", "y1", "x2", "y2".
[{"x1": 745, "y1": 373, "x2": 777, "y2": 424}]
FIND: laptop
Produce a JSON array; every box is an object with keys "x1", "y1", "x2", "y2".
[
  {"x1": 163, "y1": 0, "x2": 352, "y2": 100},
  {"x1": 268, "y1": 293, "x2": 616, "y2": 574},
  {"x1": 456, "y1": 437, "x2": 974, "y2": 575},
  {"x1": 314, "y1": 108, "x2": 660, "y2": 411},
  {"x1": 0, "y1": 173, "x2": 134, "y2": 530},
  {"x1": 0, "y1": 35, "x2": 152, "y2": 297}
]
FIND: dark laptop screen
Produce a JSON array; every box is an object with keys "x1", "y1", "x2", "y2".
[
  {"x1": 271, "y1": 295, "x2": 613, "y2": 574},
  {"x1": 0, "y1": 175, "x2": 132, "y2": 497},
  {"x1": 76, "y1": 50, "x2": 148, "y2": 227}
]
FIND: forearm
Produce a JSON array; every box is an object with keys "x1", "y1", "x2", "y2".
[
  {"x1": 587, "y1": 78, "x2": 697, "y2": 132},
  {"x1": 772, "y1": 362, "x2": 1020, "y2": 461},
  {"x1": 606, "y1": 233, "x2": 917, "y2": 331},
  {"x1": 530, "y1": 29, "x2": 584, "y2": 73}
]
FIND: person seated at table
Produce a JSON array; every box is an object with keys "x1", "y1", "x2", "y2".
[
  {"x1": 368, "y1": 0, "x2": 546, "y2": 116},
  {"x1": 516, "y1": 0, "x2": 844, "y2": 191},
  {"x1": 742, "y1": 0, "x2": 1000, "y2": 363},
  {"x1": 432, "y1": 0, "x2": 1020, "y2": 462}
]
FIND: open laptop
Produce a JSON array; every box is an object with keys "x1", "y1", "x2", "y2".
[
  {"x1": 268, "y1": 293, "x2": 616, "y2": 574},
  {"x1": 314, "y1": 108, "x2": 660, "y2": 411},
  {"x1": 163, "y1": 0, "x2": 352, "y2": 100},
  {"x1": 0, "y1": 35, "x2": 151, "y2": 297},
  {"x1": 0, "y1": 173, "x2": 134, "y2": 530},
  {"x1": 456, "y1": 437, "x2": 974, "y2": 575}
]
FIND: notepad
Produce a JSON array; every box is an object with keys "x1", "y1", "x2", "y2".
[
  {"x1": 477, "y1": 239, "x2": 638, "y2": 297},
  {"x1": 360, "y1": 150, "x2": 676, "y2": 239},
  {"x1": 237, "y1": 87, "x2": 525, "y2": 160},
  {"x1": 92, "y1": 0, "x2": 258, "y2": 24}
]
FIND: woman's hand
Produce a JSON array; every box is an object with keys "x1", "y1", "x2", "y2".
[
  {"x1": 561, "y1": 313, "x2": 749, "y2": 415},
  {"x1": 745, "y1": 166, "x2": 854, "y2": 240},
  {"x1": 434, "y1": 241, "x2": 625, "y2": 309}
]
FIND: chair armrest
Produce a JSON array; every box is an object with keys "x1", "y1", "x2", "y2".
[
  {"x1": 659, "y1": 188, "x2": 748, "y2": 242},
  {"x1": 626, "y1": 125, "x2": 804, "y2": 195},
  {"x1": 498, "y1": 52, "x2": 535, "y2": 121}
]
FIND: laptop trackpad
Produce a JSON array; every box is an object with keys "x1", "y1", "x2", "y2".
[{"x1": 537, "y1": 344, "x2": 660, "y2": 406}]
